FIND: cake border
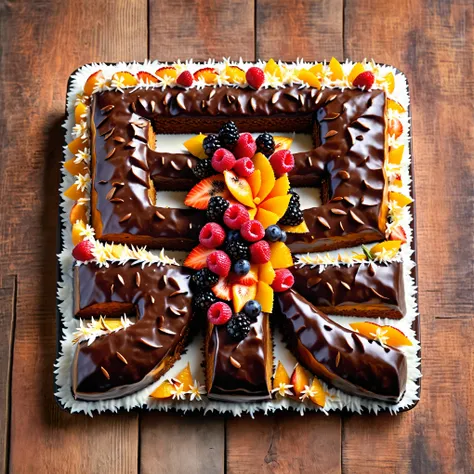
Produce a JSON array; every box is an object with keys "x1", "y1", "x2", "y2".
[{"x1": 54, "y1": 61, "x2": 421, "y2": 415}]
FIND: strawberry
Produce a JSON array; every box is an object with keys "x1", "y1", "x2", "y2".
[
  {"x1": 269, "y1": 150, "x2": 295, "y2": 176},
  {"x1": 199, "y1": 222, "x2": 226, "y2": 248},
  {"x1": 207, "y1": 250, "x2": 231, "y2": 277},
  {"x1": 177, "y1": 70, "x2": 193, "y2": 87},
  {"x1": 183, "y1": 244, "x2": 215, "y2": 270},
  {"x1": 212, "y1": 276, "x2": 233, "y2": 300},
  {"x1": 230, "y1": 265, "x2": 258, "y2": 286},
  {"x1": 240, "y1": 220, "x2": 265, "y2": 242},
  {"x1": 249, "y1": 240, "x2": 271, "y2": 264},
  {"x1": 212, "y1": 148, "x2": 236, "y2": 173},
  {"x1": 233, "y1": 157, "x2": 255, "y2": 177},
  {"x1": 207, "y1": 302, "x2": 233, "y2": 325},
  {"x1": 233, "y1": 133, "x2": 257, "y2": 159},
  {"x1": 246, "y1": 67, "x2": 265, "y2": 89},
  {"x1": 353, "y1": 71, "x2": 375, "y2": 90},
  {"x1": 72, "y1": 240, "x2": 94, "y2": 261},
  {"x1": 389, "y1": 225, "x2": 407, "y2": 244},
  {"x1": 272, "y1": 268, "x2": 294, "y2": 292},
  {"x1": 223, "y1": 204, "x2": 250, "y2": 230},
  {"x1": 184, "y1": 175, "x2": 230, "y2": 210},
  {"x1": 137, "y1": 71, "x2": 158, "y2": 83}
]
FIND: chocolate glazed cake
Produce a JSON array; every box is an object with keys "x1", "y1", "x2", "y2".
[
  {"x1": 276, "y1": 290, "x2": 407, "y2": 402},
  {"x1": 73, "y1": 263, "x2": 194, "y2": 400}
]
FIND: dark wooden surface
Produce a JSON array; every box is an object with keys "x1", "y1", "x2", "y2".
[{"x1": 0, "y1": 0, "x2": 472, "y2": 472}]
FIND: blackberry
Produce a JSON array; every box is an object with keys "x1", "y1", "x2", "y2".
[
  {"x1": 218, "y1": 121, "x2": 240, "y2": 150},
  {"x1": 203, "y1": 134, "x2": 221, "y2": 157},
  {"x1": 226, "y1": 313, "x2": 251, "y2": 340},
  {"x1": 279, "y1": 204, "x2": 304, "y2": 226},
  {"x1": 193, "y1": 289, "x2": 217, "y2": 312},
  {"x1": 206, "y1": 196, "x2": 229, "y2": 222},
  {"x1": 193, "y1": 158, "x2": 214, "y2": 180},
  {"x1": 256, "y1": 132, "x2": 275, "y2": 157},
  {"x1": 225, "y1": 240, "x2": 250, "y2": 262},
  {"x1": 289, "y1": 188, "x2": 300, "y2": 204},
  {"x1": 191, "y1": 268, "x2": 219, "y2": 289}
]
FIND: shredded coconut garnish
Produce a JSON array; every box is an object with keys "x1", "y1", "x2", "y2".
[
  {"x1": 72, "y1": 315, "x2": 134, "y2": 345},
  {"x1": 187, "y1": 381, "x2": 206, "y2": 401},
  {"x1": 271, "y1": 383, "x2": 294, "y2": 397},
  {"x1": 157, "y1": 75, "x2": 176, "y2": 90},
  {"x1": 73, "y1": 148, "x2": 91, "y2": 165},
  {"x1": 372, "y1": 247, "x2": 397, "y2": 263},
  {"x1": 74, "y1": 173, "x2": 90, "y2": 192}
]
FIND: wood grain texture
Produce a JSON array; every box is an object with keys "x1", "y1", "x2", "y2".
[
  {"x1": 257, "y1": 0, "x2": 344, "y2": 60},
  {"x1": 0, "y1": 0, "x2": 147, "y2": 472},
  {"x1": 149, "y1": 0, "x2": 255, "y2": 61},
  {"x1": 343, "y1": 0, "x2": 474, "y2": 472}
]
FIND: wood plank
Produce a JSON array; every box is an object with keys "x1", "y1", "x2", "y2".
[
  {"x1": 0, "y1": 276, "x2": 16, "y2": 474},
  {"x1": 0, "y1": 1, "x2": 147, "y2": 472},
  {"x1": 343, "y1": 0, "x2": 474, "y2": 472},
  {"x1": 149, "y1": 0, "x2": 255, "y2": 61}
]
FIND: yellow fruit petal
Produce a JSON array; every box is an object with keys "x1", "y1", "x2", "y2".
[
  {"x1": 329, "y1": 57, "x2": 344, "y2": 81},
  {"x1": 349, "y1": 321, "x2": 381, "y2": 338},
  {"x1": 273, "y1": 136, "x2": 293, "y2": 152},
  {"x1": 71, "y1": 221, "x2": 86, "y2": 246},
  {"x1": 259, "y1": 261, "x2": 276, "y2": 285},
  {"x1": 298, "y1": 69, "x2": 321, "y2": 89},
  {"x1": 255, "y1": 208, "x2": 279, "y2": 229},
  {"x1": 389, "y1": 145, "x2": 404, "y2": 165},
  {"x1": 67, "y1": 137, "x2": 87, "y2": 155},
  {"x1": 370, "y1": 240, "x2": 402, "y2": 257},
  {"x1": 348, "y1": 62, "x2": 365, "y2": 84},
  {"x1": 269, "y1": 242, "x2": 293, "y2": 269},
  {"x1": 112, "y1": 71, "x2": 138, "y2": 87},
  {"x1": 264, "y1": 58, "x2": 282, "y2": 78},
  {"x1": 309, "y1": 64, "x2": 324, "y2": 77},
  {"x1": 384, "y1": 72, "x2": 395, "y2": 94},
  {"x1": 232, "y1": 284, "x2": 257, "y2": 313},
  {"x1": 64, "y1": 158, "x2": 88, "y2": 176},
  {"x1": 224, "y1": 170, "x2": 255, "y2": 208},
  {"x1": 156, "y1": 67, "x2": 178, "y2": 80},
  {"x1": 259, "y1": 195, "x2": 291, "y2": 219},
  {"x1": 256, "y1": 281, "x2": 274, "y2": 313},
  {"x1": 74, "y1": 102, "x2": 88, "y2": 124},
  {"x1": 389, "y1": 191, "x2": 413, "y2": 207},
  {"x1": 149, "y1": 380, "x2": 175, "y2": 399},
  {"x1": 266, "y1": 174, "x2": 290, "y2": 200},
  {"x1": 248, "y1": 207, "x2": 257, "y2": 220},
  {"x1": 382, "y1": 326, "x2": 413, "y2": 347},
  {"x1": 247, "y1": 169, "x2": 262, "y2": 198},
  {"x1": 69, "y1": 202, "x2": 88, "y2": 225},
  {"x1": 281, "y1": 220, "x2": 309, "y2": 234},
  {"x1": 273, "y1": 361, "x2": 291, "y2": 388},
  {"x1": 253, "y1": 153, "x2": 275, "y2": 201},
  {"x1": 309, "y1": 378, "x2": 326, "y2": 408},
  {"x1": 387, "y1": 99, "x2": 406, "y2": 113},
  {"x1": 64, "y1": 183, "x2": 86, "y2": 201},
  {"x1": 183, "y1": 133, "x2": 207, "y2": 159},
  {"x1": 174, "y1": 363, "x2": 193, "y2": 391}
]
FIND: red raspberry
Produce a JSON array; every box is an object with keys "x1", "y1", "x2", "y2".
[
  {"x1": 206, "y1": 250, "x2": 231, "y2": 277},
  {"x1": 353, "y1": 71, "x2": 375, "y2": 90},
  {"x1": 72, "y1": 240, "x2": 94, "y2": 261},
  {"x1": 246, "y1": 67, "x2": 265, "y2": 89},
  {"x1": 223, "y1": 204, "x2": 250, "y2": 230},
  {"x1": 212, "y1": 148, "x2": 236, "y2": 172},
  {"x1": 249, "y1": 240, "x2": 271, "y2": 264},
  {"x1": 233, "y1": 133, "x2": 257, "y2": 159},
  {"x1": 269, "y1": 150, "x2": 295, "y2": 176},
  {"x1": 233, "y1": 157, "x2": 255, "y2": 177},
  {"x1": 271, "y1": 269, "x2": 295, "y2": 292},
  {"x1": 199, "y1": 222, "x2": 226, "y2": 248},
  {"x1": 240, "y1": 220, "x2": 265, "y2": 242},
  {"x1": 176, "y1": 70, "x2": 193, "y2": 87},
  {"x1": 207, "y1": 302, "x2": 233, "y2": 325}
]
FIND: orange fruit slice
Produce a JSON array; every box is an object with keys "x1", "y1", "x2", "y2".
[
  {"x1": 389, "y1": 191, "x2": 413, "y2": 207},
  {"x1": 389, "y1": 145, "x2": 404, "y2": 165},
  {"x1": 111, "y1": 71, "x2": 138, "y2": 87},
  {"x1": 298, "y1": 69, "x2": 321, "y2": 88},
  {"x1": 173, "y1": 363, "x2": 193, "y2": 391},
  {"x1": 308, "y1": 378, "x2": 326, "y2": 408},
  {"x1": 150, "y1": 380, "x2": 175, "y2": 399},
  {"x1": 290, "y1": 364, "x2": 310, "y2": 398},
  {"x1": 384, "y1": 72, "x2": 396, "y2": 94},
  {"x1": 247, "y1": 169, "x2": 261, "y2": 197},
  {"x1": 253, "y1": 153, "x2": 275, "y2": 202},
  {"x1": 259, "y1": 262, "x2": 276, "y2": 285},
  {"x1": 156, "y1": 66, "x2": 178, "y2": 80},
  {"x1": 273, "y1": 136, "x2": 294, "y2": 152},
  {"x1": 255, "y1": 208, "x2": 279, "y2": 229},
  {"x1": 71, "y1": 221, "x2": 87, "y2": 246},
  {"x1": 387, "y1": 98, "x2": 406, "y2": 113},
  {"x1": 224, "y1": 170, "x2": 255, "y2": 208},
  {"x1": 370, "y1": 240, "x2": 402, "y2": 258},
  {"x1": 74, "y1": 102, "x2": 88, "y2": 124},
  {"x1": 309, "y1": 63, "x2": 324, "y2": 77},
  {"x1": 329, "y1": 57, "x2": 344, "y2": 81},
  {"x1": 64, "y1": 158, "x2": 88, "y2": 176},
  {"x1": 266, "y1": 174, "x2": 290, "y2": 200},
  {"x1": 84, "y1": 70, "x2": 104, "y2": 96},
  {"x1": 232, "y1": 283, "x2": 257, "y2": 313},
  {"x1": 67, "y1": 137, "x2": 87, "y2": 155},
  {"x1": 269, "y1": 242, "x2": 293, "y2": 269},
  {"x1": 184, "y1": 133, "x2": 207, "y2": 159},
  {"x1": 281, "y1": 221, "x2": 309, "y2": 234},
  {"x1": 64, "y1": 182, "x2": 86, "y2": 201},
  {"x1": 225, "y1": 65, "x2": 246, "y2": 84},
  {"x1": 256, "y1": 281, "x2": 274, "y2": 313},
  {"x1": 348, "y1": 62, "x2": 365, "y2": 84},
  {"x1": 69, "y1": 202, "x2": 88, "y2": 225},
  {"x1": 273, "y1": 361, "x2": 291, "y2": 388},
  {"x1": 264, "y1": 58, "x2": 282, "y2": 78}
]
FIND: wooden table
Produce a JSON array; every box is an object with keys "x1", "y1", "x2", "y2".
[{"x1": 1, "y1": 0, "x2": 473, "y2": 472}]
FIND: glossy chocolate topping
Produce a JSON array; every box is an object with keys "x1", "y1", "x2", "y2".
[
  {"x1": 72, "y1": 262, "x2": 194, "y2": 400},
  {"x1": 207, "y1": 313, "x2": 272, "y2": 402},
  {"x1": 290, "y1": 262, "x2": 406, "y2": 319},
  {"x1": 276, "y1": 290, "x2": 407, "y2": 403}
]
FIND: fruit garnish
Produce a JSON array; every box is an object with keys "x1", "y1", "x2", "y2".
[
  {"x1": 259, "y1": 195, "x2": 292, "y2": 220},
  {"x1": 240, "y1": 220, "x2": 265, "y2": 242},
  {"x1": 203, "y1": 135, "x2": 221, "y2": 157},
  {"x1": 206, "y1": 196, "x2": 230, "y2": 222},
  {"x1": 230, "y1": 264, "x2": 258, "y2": 286},
  {"x1": 208, "y1": 302, "x2": 233, "y2": 325},
  {"x1": 329, "y1": 57, "x2": 344, "y2": 81},
  {"x1": 264, "y1": 225, "x2": 283, "y2": 242},
  {"x1": 212, "y1": 148, "x2": 236, "y2": 172},
  {"x1": 74, "y1": 102, "x2": 87, "y2": 124},
  {"x1": 392, "y1": 176, "x2": 403, "y2": 188},
  {"x1": 298, "y1": 69, "x2": 321, "y2": 89},
  {"x1": 218, "y1": 122, "x2": 240, "y2": 149},
  {"x1": 233, "y1": 157, "x2": 255, "y2": 178},
  {"x1": 348, "y1": 62, "x2": 365, "y2": 84},
  {"x1": 64, "y1": 158, "x2": 88, "y2": 176},
  {"x1": 259, "y1": 262, "x2": 276, "y2": 285},
  {"x1": 309, "y1": 63, "x2": 324, "y2": 77},
  {"x1": 226, "y1": 313, "x2": 252, "y2": 340},
  {"x1": 273, "y1": 361, "x2": 291, "y2": 390},
  {"x1": 256, "y1": 132, "x2": 275, "y2": 156},
  {"x1": 193, "y1": 67, "x2": 218, "y2": 83},
  {"x1": 389, "y1": 145, "x2": 404, "y2": 165},
  {"x1": 84, "y1": 70, "x2": 105, "y2": 96},
  {"x1": 387, "y1": 98, "x2": 406, "y2": 113},
  {"x1": 184, "y1": 175, "x2": 230, "y2": 210},
  {"x1": 225, "y1": 65, "x2": 246, "y2": 84},
  {"x1": 290, "y1": 364, "x2": 310, "y2": 398},
  {"x1": 281, "y1": 221, "x2": 309, "y2": 234},
  {"x1": 223, "y1": 203, "x2": 250, "y2": 229},
  {"x1": 246, "y1": 67, "x2": 265, "y2": 89},
  {"x1": 111, "y1": 71, "x2": 138, "y2": 87},
  {"x1": 264, "y1": 58, "x2": 283, "y2": 79},
  {"x1": 388, "y1": 117, "x2": 403, "y2": 138},
  {"x1": 149, "y1": 380, "x2": 175, "y2": 399},
  {"x1": 199, "y1": 222, "x2": 226, "y2": 248},
  {"x1": 243, "y1": 299, "x2": 262, "y2": 319},
  {"x1": 370, "y1": 240, "x2": 402, "y2": 258},
  {"x1": 389, "y1": 225, "x2": 407, "y2": 244},
  {"x1": 67, "y1": 137, "x2": 87, "y2": 155},
  {"x1": 183, "y1": 244, "x2": 215, "y2": 270},
  {"x1": 271, "y1": 268, "x2": 294, "y2": 292},
  {"x1": 176, "y1": 70, "x2": 193, "y2": 87},
  {"x1": 306, "y1": 378, "x2": 326, "y2": 408},
  {"x1": 156, "y1": 66, "x2": 178, "y2": 80},
  {"x1": 353, "y1": 71, "x2": 375, "y2": 90},
  {"x1": 225, "y1": 238, "x2": 250, "y2": 262},
  {"x1": 71, "y1": 221, "x2": 87, "y2": 246},
  {"x1": 255, "y1": 208, "x2": 279, "y2": 229},
  {"x1": 269, "y1": 241, "x2": 293, "y2": 268},
  {"x1": 256, "y1": 281, "x2": 274, "y2": 313},
  {"x1": 383, "y1": 72, "x2": 396, "y2": 94},
  {"x1": 232, "y1": 283, "x2": 257, "y2": 313},
  {"x1": 64, "y1": 181, "x2": 86, "y2": 201},
  {"x1": 233, "y1": 258, "x2": 250, "y2": 275},
  {"x1": 381, "y1": 326, "x2": 413, "y2": 346},
  {"x1": 247, "y1": 169, "x2": 262, "y2": 196},
  {"x1": 173, "y1": 363, "x2": 194, "y2": 391},
  {"x1": 193, "y1": 289, "x2": 218, "y2": 312},
  {"x1": 269, "y1": 150, "x2": 295, "y2": 176},
  {"x1": 212, "y1": 277, "x2": 233, "y2": 301},
  {"x1": 253, "y1": 153, "x2": 275, "y2": 202},
  {"x1": 273, "y1": 136, "x2": 293, "y2": 152},
  {"x1": 249, "y1": 240, "x2": 271, "y2": 264},
  {"x1": 191, "y1": 268, "x2": 219, "y2": 289},
  {"x1": 184, "y1": 133, "x2": 208, "y2": 159},
  {"x1": 72, "y1": 239, "x2": 94, "y2": 261},
  {"x1": 223, "y1": 170, "x2": 255, "y2": 208},
  {"x1": 207, "y1": 250, "x2": 231, "y2": 277},
  {"x1": 389, "y1": 191, "x2": 413, "y2": 207},
  {"x1": 234, "y1": 133, "x2": 257, "y2": 159},
  {"x1": 69, "y1": 202, "x2": 88, "y2": 225},
  {"x1": 349, "y1": 322, "x2": 412, "y2": 347},
  {"x1": 266, "y1": 174, "x2": 290, "y2": 201},
  {"x1": 137, "y1": 71, "x2": 159, "y2": 83}
]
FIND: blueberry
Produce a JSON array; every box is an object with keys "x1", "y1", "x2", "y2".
[
  {"x1": 226, "y1": 230, "x2": 241, "y2": 243},
  {"x1": 234, "y1": 259, "x2": 250, "y2": 275},
  {"x1": 265, "y1": 225, "x2": 282, "y2": 242},
  {"x1": 279, "y1": 230, "x2": 287, "y2": 242},
  {"x1": 243, "y1": 299, "x2": 261, "y2": 319}
]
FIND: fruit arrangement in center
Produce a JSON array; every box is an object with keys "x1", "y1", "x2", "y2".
[{"x1": 184, "y1": 122, "x2": 306, "y2": 340}]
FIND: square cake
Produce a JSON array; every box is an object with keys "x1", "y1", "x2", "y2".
[{"x1": 56, "y1": 59, "x2": 420, "y2": 415}]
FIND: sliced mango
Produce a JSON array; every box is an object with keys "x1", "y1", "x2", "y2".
[
  {"x1": 273, "y1": 136, "x2": 294, "y2": 152},
  {"x1": 389, "y1": 191, "x2": 413, "y2": 207},
  {"x1": 247, "y1": 169, "x2": 262, "y2": 197},
  {"x1": 225, "y1": 65, "x2": 246, "y2": 84},
  {"x1": 348, "y1": 62, "x2": 365, "y2": 84},
  {"x1": 370, "y1": 240, "x2": 402, "y2": 258},
  {"x1": 329, "y1": 57, "x2": 344, "y2": 81},
  {"x1": 156, "y1": 67, "x2": 178, "y2": 80},
  {"x1": 74, "y1": 102, "x2": 88, "y2": 124},
  {"x1": 298, "y1": 69, "x2": 321, "y2": 88},
  {"x1": 224, "y1": 170, "x2": 255, "y2": 208},
  {"x1": 259, "y1": 261, "x2": 276, "y2": 285},
  {"x1": 281, "y1": 220, "x2": 309, "y2": 234},
  {"x1": 184, "y1": 133, "x2": 207, "y2": 159},
  {"x1": 111, "y1": 71, "x2": 138, "y2": 87},
  {"x1": 384, "y1": 72, "x2": 396, "y2": 94},
  {"x1": 253, "y1": 153, "x2": 275, "y2": 201},
  {"x1": 84, "y1": 70, "x2": 104, "y2": 96},
  {"x1": 71, "y1": 221, "x2": 87, "y2": 246},
  {"x1": 64, "y1": 158, "x2": 88, "y2": 176},
  {"x1": 255, "y1": 208, "x2": 279, "y2": 229},
  {"x1": 349, "y1": 322, "x2": 412, "y2": 347},
  {"x1": 232, "y1": 284, "x2": 257, "y2": 313},
  {"x1": 308, "y1": 378, "x2": 326, "y2": 408},
  {"x1": 264, "y1": 58, "x2": 282, "y2": 78},
  {"x1": 149, "y1": 380, "x2": 175, "y2": 399},
  {"x1": 387, "y1": 98, "x2": 406, "y2": 113},
  {"x1": 259, "y1": 195, "x2": 291, "y2": 220},
  {"x1": 273, "y1": 361, "x2": 291, "y2": 388},
  {"x1": 309, "y1": 63, "x2": 324, "y2": 77},
  {"x1": 269, "y1": 242, "x2": 293, "y2": 269},
  {"x1": 64, "y1": 182, "x2": 86, "y2": 201},
  {"x1": 266, "y1": 174, "x2": 290, "y2": 200},
  {"x1": 173, "y1": 363, "x2": 193, "y2": 391},
  {"x1": 67, "y1": 137, "x2": 87, "y2": 155},
  {"x1": 69, "y1": 202, "x2": 88, "y2": 225},
  {"x1": 256, "y1": 281, "x2": 274, "y2": 313},
  {"x1": 388, "y1": 145, "x2": 404, "y2": 165}
]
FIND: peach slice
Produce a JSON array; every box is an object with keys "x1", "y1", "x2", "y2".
[
  {"x1": 102, "y1": 318, "x2": 126, "y2": 331},
  {"x1": 173, "y1": 363, "x2": 193, "y2": 391},
  {"x1": 256, "y1": 281, "x2": 274, "y2": 313},
  {"x1": 349, "y1": 322, "x2": 412, "y2": 347},
  {"x1": 269, "y1": 242, "x2": 293, "y2": 269},
  {"x1": 248, "y1": 207, "x2": 257, "y2": 220},
  {"x1": 255, "y1": 208, "x2": 279, "y2": 229},
  {"x1": 387, "y1": 98, "x2": 406, "y2": 113},
  {"x1": 384, "y1": 72, "x2": 396, "y2": 94},
  {"x1": 273, "y1": 361, "x2": 291, "y2": 388},
  {"x1": 382, "y1": 326, "x2": 413, "y2": 347},
  {"x1": 298, "y1": 69, "x2": 321, "y2": 89},
  {"x1": 388, "y1": 117, "x2": 403, "y2": 138},
  {"x1": 225, "y1": 65, "x2": 246, "y2": 84},
  {"x1": 64, "y1": 182, "x2": 86, "y2": 201},
  {"x1": 308, "y1": 378, "x2": 326, "y2": 408},
  {"x1": 329, "y1": 57, "x2": 344, "y2": 81},
  {"x1": 266, "y1": 174, "x2": 290, "y2": 200},
  {"x1": 67, "y1": 137, "x2": 87, "y2": 155},
  {"x1": 273, "y1": 136, "x2": 294, "y2": 152},
  {"x1": 281, "y1": 221, "x2": 309, "y2": 234},
  {"x1": 253, "y1": 153, "x2": 275, "y2": 202},
  {"x1": 74, "y1": 102, "x2": 88, "y2": 124},
  {"x1": 290, "y1": 364, "x2": 310, "y2": 398},
  {"x1": 389, "y1": 191, "x2": 413, "y2": 207},
  {"x1": 155, "y1": 66, "x2": 178, "y2": 80},
  {"x1": 247, "y1": 169, "x2": 261, "y2": 198},
  {"x1": 264, "y1": 58, "x2": 283, "y2": 78},
  {"x1": 348, "y1": 62, "x2": 365, "y2": 84},
  {"x1": 259, "y1": 195, "x2": 291, "y2": 220},
  {"x1": 69, "y1": 202, "x2": 88, "y2": 225},
  {"x1": 392, "y1": 177, "x2": 403, "y2": 188},
  {"x1": 111, "y1": 71, "x2": 138, "y2": 87},
  {"x1": 137, "y1": 71, "x2": 159, "y2": 83},
  {"x1": 193, "y1": 67, "x2": 218, "y2": 83},
  {"x1": 349, "y1": 321, "x2": 381, "y2": 338},
  {"x1": 309, "y1": 63, "x2": 324, "y2": 77},
  {"x1": 64, "y1": 158, "x2": 88, "y2": 176},
  {"x1": 184, "y1": 133, "x2": 207, "y2": 159},
  {"x1": 352, "y1": 253, "x2": 367, "y2": 262},
  {"x1": 370, "y1": 240, "x2": 402, "y2": 257},
  {"x1": 224, "y1": 170, "x2": 255, "y2": 208},
  {"x1": 389, "y1": 145, "x2": 404, "y2": 165},
  {"x1": 84, "y1": 70, "x2": 105, "y2": 96},
  {"x1": 232, "y1": 283, "x2": 257, "y2": 313},
  {"x1": 149, "y1": 380, "x2": 175, "y2": 399},
  {"x1": 259, "y1": 261, "x2": 276, "y2": 285},
  {"x1": 71, "y1": 221, "x2": 87, "y2": 246}
]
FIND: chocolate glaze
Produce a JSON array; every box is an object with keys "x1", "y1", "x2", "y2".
[
  {"x1": 72, "y1": 262, "x2": 194, "y2": 400},
  {"x1": 276, "y1": 290, "x2": 407, "y2": 403},
  {"x1": 206, "y1": 313, "x2": 272, "y2": 402},
  {"x1": 291, "y1": 262, "x2": 406, "y2": 319}
]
